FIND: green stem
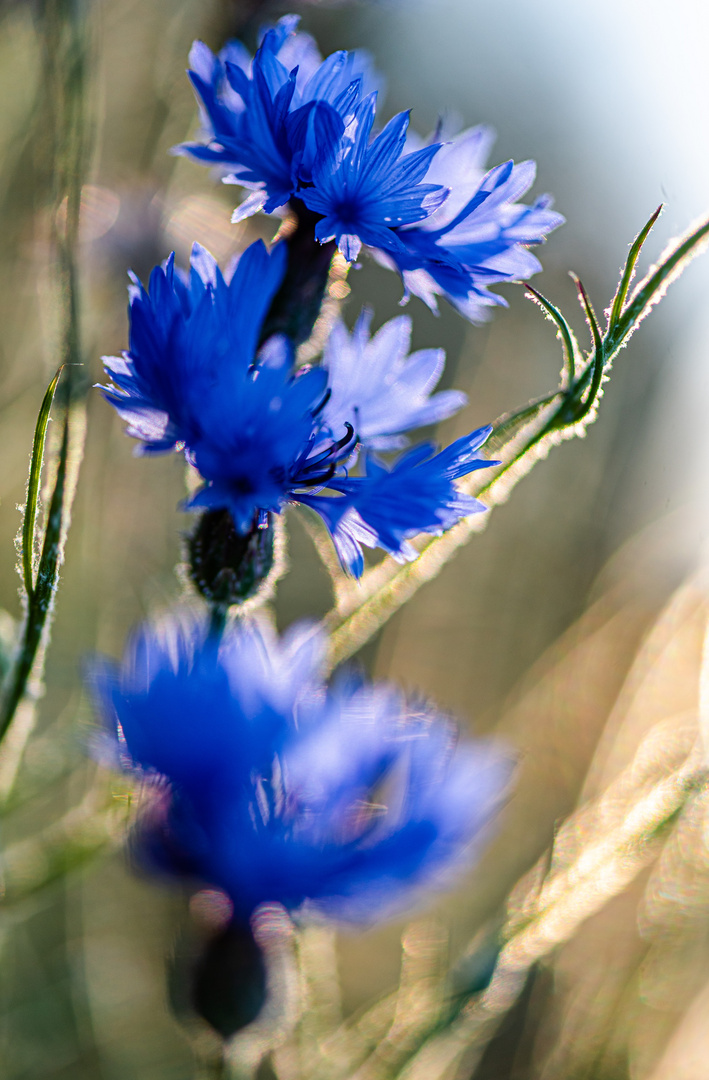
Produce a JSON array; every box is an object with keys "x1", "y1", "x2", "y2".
[
  {"x1": 0, "y1": 0, "x2": 92, "y2": 749},
  {"x1": 0, "y1": 415, "x2": 70, "y2": 742},
  {"x1": 485, "y1": 390, "x2": 561, "y2": 452}
]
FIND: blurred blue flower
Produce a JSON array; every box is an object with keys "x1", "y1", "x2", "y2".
[
  {"x1": 101, "y1": 241, "x2": 497, "y2": 575},
  {"x1": 89, "y1": 616, "x2": 511, "y2": 923}
]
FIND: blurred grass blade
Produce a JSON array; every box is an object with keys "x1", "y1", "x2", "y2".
[
  {"x1": 0, "y1": 790, "x2": 128, "y2": 905},
  {"x1": 21, "y1": 366, "x2": 63, "y2": 599},
  {"x1": 387, "y1": 750, "x2": 707, "y2": 1080},
  {"x1": 0, "y1": 0, "x2": 92, "y2": 754},
  {"x1": 608, "y1": 204, "x2": 663, "y2": 329},
  {"x1": 524, "y1": 282, "x2": 579, "y2": 385}
]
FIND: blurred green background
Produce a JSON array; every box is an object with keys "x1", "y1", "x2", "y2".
[{"x1": 2, "y1": 1, "x2": 709, "y2": 1076}]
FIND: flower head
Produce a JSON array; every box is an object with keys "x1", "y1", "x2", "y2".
[
  {"x1": 178, "y1": 18, "x2": 563, "y2": 320},
  {"x1": 310, "y1": 428, "x2": 494, "y2": 577},
  {"x1": 101, "y1": 241, "x2": 498, "y2": 575},
  {"x1": 175, "y1": 15, "x2": 379, "y2": 220},
  {"x1": 378, "y1": 124, "x2": 566, "y2": 321},
  {"x1": 299, "y1": 97, "x2": 448, "y2": 262},
  {"x1": 89, "y1": 616, "x2": 511, "y2": 923},
  {"x1": 101, "y1": 239, "x2": 351, "y2": 531}
]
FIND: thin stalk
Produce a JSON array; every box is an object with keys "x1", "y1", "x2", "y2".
[
  {"x1": 209, "y1": 604, "x2": 228, "y2": 643},
  {"x1": 194, "y1": 1048, "x2": 228, "y2": 1080},
  {"x1": 0, "y1": 0, "x2": 92, "y2": 748},
  {"x1": 484, "y1": 390, "x2": 561, "y2": 454},
  {"x1": 260, "y1": 202, "x2": 337, "y2": 347}
]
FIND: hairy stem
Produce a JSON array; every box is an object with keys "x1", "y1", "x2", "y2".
[{"x1": 0, "y1": 0, "x2": 92, "y2": 749}]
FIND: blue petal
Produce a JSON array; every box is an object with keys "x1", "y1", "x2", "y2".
[{"x1": 87, "y1": 616, "x2": 511, "y2": 923}]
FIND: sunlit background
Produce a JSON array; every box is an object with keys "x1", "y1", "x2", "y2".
[{"x1": 2, "y1": 0, "x2": 709, "y2": 1076}]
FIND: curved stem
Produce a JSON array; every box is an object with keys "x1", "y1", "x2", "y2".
[{"x1": 209, "y1": 604, "x2": 228, "y2": 643}]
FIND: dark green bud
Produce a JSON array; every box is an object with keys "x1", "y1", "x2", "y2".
[
  {"x1": 191, "y1": 919, "x2": 267, "y2": 1039},
  {"x1": 187, "y1": 509, "x2": 275, "y2": 607}
]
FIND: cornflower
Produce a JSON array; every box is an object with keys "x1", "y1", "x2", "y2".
[
  {"x1": 376, "y1": 123, "x2": 566, "y2": 320},
  {"x1": 177, "y1": 15, "x2": 563, "y2": 319},
  {"x1": 176, "y1": 14, "x2": 380, "y2": 220},
  {"x1": 100, "y1": 240, "x2": 498, "y2": 577},
  {"x1": 89, "y1": 615, "x2": 511, "y2": 924}
]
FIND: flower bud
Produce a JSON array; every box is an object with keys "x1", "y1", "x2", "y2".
[
  {"x1": 187, "y1": 509, "x2": 274, "y2": 606},
  {"x1": 191, "y1": 918, "x2": 267, "y2": 1039}
]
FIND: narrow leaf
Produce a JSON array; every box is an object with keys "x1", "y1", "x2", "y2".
[
  {"x1": 608, "y1": 213, "x2": 709, "y2": 354},
  {"x1": 608, "y1": 204, "x2": 663, "y2": 330},
  {"x1": 569, "y1": 273, "x2": 604, "y2": 422},
  {"x1": 0, "y1": 411, "x2": 71, "y2": 744},
  {"x1": 486, "y1": 391, "x2": 560, "y2": 457},
  {"x1": 34, "y1": 411, "x2": 70, "y2": 616},
  {"x1": 524, "y1": 282, "x2": 580, "y2": 386},
  {"x1": 22, "y1": 367, "x2": 63, "y2": 598}
]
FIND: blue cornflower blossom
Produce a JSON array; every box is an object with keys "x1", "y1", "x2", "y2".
[
  {"x1": 101, "y1": 240, "x2": 498, "y2": 576},
  {"x1": 376, "y1": 124, "x2": 566, "y2": 321},
  {"x1": 175, "y1": 15, "x2": 380, "y2": 222},
  {"x1": 297, "y1": 95, "x2": 447, "y2": 263},
  {"x1": 177, "y1": 17, "x2": 562, "y2": 318},
  {"x1": 89, "y1": 615, "x2": 511, "y2": 923}
]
